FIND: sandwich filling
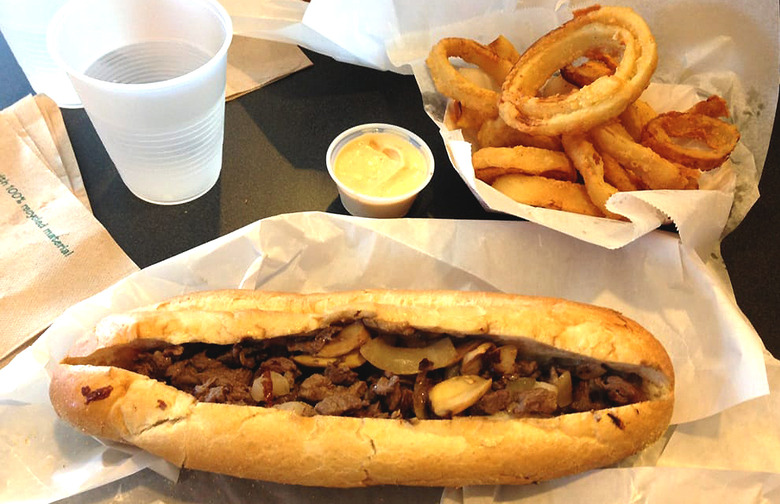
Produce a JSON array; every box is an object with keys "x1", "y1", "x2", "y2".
[{"x1": 79, "y1": 320, "x2": 657, "y2": 421}]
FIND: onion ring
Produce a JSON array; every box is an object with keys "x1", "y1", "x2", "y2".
[
  {"x1": 445, "y1": 100, "x2": 490, "y2": 133},
  {"x1": 560, "y1": 48, "x2": 619, "y2": 88},
  {"x1": 491, "y1": 173, "x2": 603, "y2": 217},
  {"x1": 686, "y1": 95, "x2": 730, "y2": 118},
  {"x1": 601, "y1": 150, "x2": 642, "y2": 191},
  {"x1": 499, "y1": 6, "x2": 658, "y2": 136},
  {"x1": 591, "y1": 121, "x2": 689, "y2": 190},
  {"x1": 472, "y1": 146, "x2": 577, "y2": 184},
  {"x1": 641, "y1": 111, "x2": 740, "y2": 170},
  {"x1": 559, "y1": 59, "x2": 614, "y2": 88},
  {"x1": 487, "y1": 35, "x2": 521, "y2": 64},
  {"x1": 476, "y1": 116, "x2": 562, "y2": 151},
  {"x1": 426, "y1": 37, "x2": 516, "y2": 117},
  {"x1": 619, "y1": 99, "x2": 657, "y2": 141},
  {"x1": 561, "y1": 133, "x2": 624, "y2": 220},
  {"x1": 679, "y1": 165, "x2": 702, "y2": 189}
]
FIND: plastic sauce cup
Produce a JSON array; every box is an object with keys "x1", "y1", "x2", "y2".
[{"x1": 326, "y1": 124, "x2": 434, "y2": 218}]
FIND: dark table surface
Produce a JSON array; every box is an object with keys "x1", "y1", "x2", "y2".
[{"x1": 2, "y1": 29, "x2": 779, "y2": 503}]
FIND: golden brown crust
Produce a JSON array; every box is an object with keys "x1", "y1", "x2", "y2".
[
  {"x1": 50, "y1": 363, "x2": 673, "y2": 487},
  {"x1": 67, "y1": 290, "x2": 673, "y2": 379},
  {"x1": 50, "y1": 289, "x2": 675, "y2": 487}
]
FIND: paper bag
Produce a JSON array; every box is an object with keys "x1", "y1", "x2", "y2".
[
  {"x1": 2, "y1": 95, "x2": 90, "y2": 210},
  {"x1": 0, "y1": 113, "x2": 138, "y2": 362}
]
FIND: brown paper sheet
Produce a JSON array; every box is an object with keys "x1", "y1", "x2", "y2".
[
  {"x1": 0, "y1": 99, "x2": 137, "y2": 362},
  {"x1": 0, "y1": 112, "x2": 53, "y2": 180},
  {"x1": 226, "y1": 35, "x2": 312, "y2": 101},
  {"x1": 36, "y1": 95, "x2": 91, "y2": 211},
  {"x1": 2, "y1": 95, "x2": 91, "y2": 210}
]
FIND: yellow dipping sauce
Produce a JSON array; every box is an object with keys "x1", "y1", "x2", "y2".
[{"x1": 333, "y1": 132, "x2": 429, "y2": 198}]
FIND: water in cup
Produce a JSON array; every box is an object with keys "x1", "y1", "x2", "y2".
[{"x1": 84, "y1": 41, "x2": 211, "y2": 84}]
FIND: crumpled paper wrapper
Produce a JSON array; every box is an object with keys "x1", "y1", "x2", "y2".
[
  {"x1": 226, "y1": 0, "x2": 779, "y2": 253},
  {"x1": 221, "y1": 0, "x2": 407, "y2": 72},
  {"x1": 0, "y1": 212, "x2": 774, "y2": 503}
]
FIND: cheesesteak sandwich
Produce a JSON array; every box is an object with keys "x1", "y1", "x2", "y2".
[{"x1": 50, "y1": 289, "x2": 674, "y2": 487}]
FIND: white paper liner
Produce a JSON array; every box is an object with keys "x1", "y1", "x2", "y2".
[
  {"x1": 442, "y1": 466, "x2": 780, "y2": 504},
  {"x1": 0, "y1": 212, "x2": 774, "y2": 502}
]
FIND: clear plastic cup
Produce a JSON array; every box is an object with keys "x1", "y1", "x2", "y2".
[
  {"x1": 0, "y1": 0, "x2": 80, "y2": 107},
  {"x1": 47, "y1": 0, "x2": 233, "y2": 205}
]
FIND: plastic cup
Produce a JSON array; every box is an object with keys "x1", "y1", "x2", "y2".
[
  {"x1": 47, "y1": 0, "x2": 233, "y2": 205},
  {"x1": 0, "y1": 0, "x2": 80, "y2": 107}
]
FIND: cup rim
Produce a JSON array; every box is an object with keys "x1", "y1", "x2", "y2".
[
  {"x1": 47, "y1": 0, "x2": 233, "y2": 92},
  {"x1": 326, "y1": 123, "x2": 435, "y2": 205}
]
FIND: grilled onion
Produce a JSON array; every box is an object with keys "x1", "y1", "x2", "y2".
[{"x1": 359, "y1": 336, "x2": 458, "y2": 375}]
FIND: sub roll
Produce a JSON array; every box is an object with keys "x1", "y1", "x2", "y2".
[{"x1": 49, "y1": 289, "x2": 675, "y2": 487}]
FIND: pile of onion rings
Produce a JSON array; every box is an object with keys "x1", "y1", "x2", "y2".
[{"x1": 425, "y1": 4, "x2": 741, "y2": 219}]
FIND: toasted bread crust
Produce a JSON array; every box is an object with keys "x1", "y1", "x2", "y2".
[{"x1": 50, "y1": 289, "x2": 674, "y2": 487}]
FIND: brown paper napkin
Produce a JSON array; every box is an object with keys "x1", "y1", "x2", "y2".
[
  {"x1": 226, "y1": 35, "x2": 312, "y2": 101},
  {"x1": 0, "y1": 96, "x2": 138, "y2": 363}
]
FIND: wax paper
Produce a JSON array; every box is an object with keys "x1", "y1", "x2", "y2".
[{"x1": 0, "y1": 212, "x2": 774, "y2": 503}]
